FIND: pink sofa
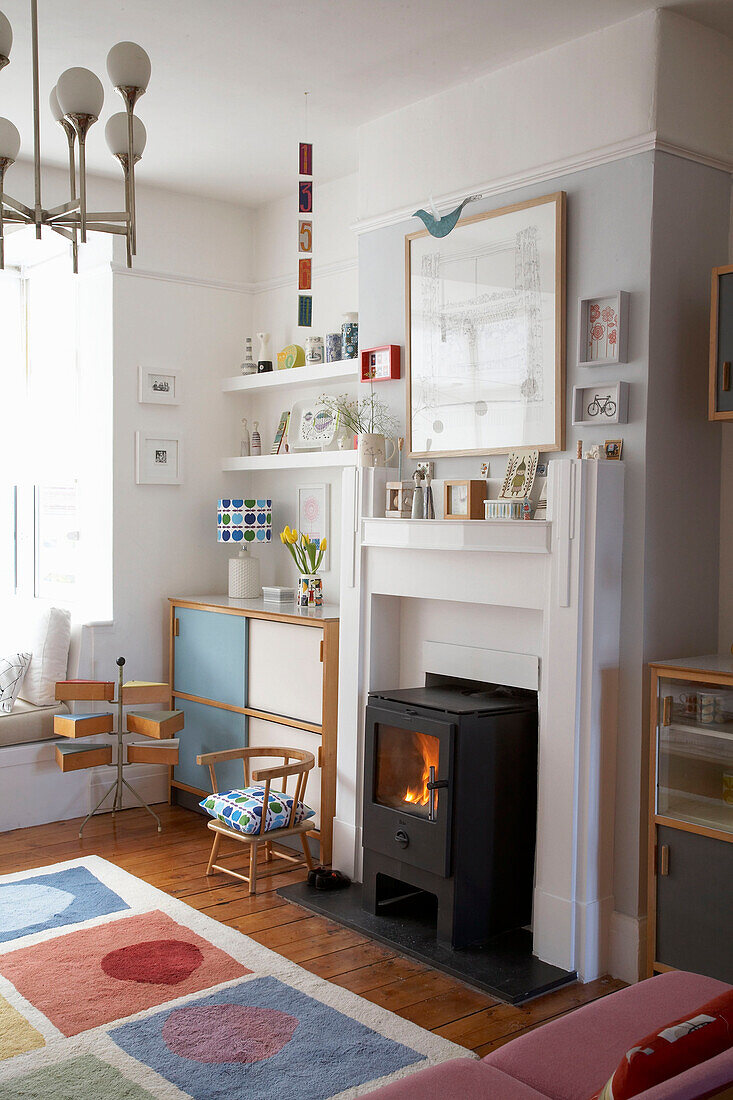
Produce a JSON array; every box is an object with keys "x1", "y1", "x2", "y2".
[{"x1": 366, "y1": 971, "x2": 733, "y2": 1099}]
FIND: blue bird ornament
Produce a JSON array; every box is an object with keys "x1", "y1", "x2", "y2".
[{"x1": 412, "y1": 193, "x2": 482, "y2": 237}]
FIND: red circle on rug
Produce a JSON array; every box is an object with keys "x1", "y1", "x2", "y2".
[
  {"x1": 162, "y1": 1004, "x2": 298, "y2": 1063},
  {"x1": 101, "y1": 939, "x2": 204, "y2": 985}
]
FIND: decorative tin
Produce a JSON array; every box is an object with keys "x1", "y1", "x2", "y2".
[
  {"x1": 305, "y1": 336, "x2": 324, "y2": 364},
  {"x1": 325, "y1": 332, "x2": 341, "y2": 362},
  {"x1": 341, "y1": 312, "x2": 358, "y2": 359}
]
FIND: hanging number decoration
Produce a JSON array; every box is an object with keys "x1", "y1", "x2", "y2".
[
  {"x1": 298, "y1": 220, "x2": 312, "y2": 252},
  {"x1": 298, "y1": 104, "x2": 313, "y2": 326},
  {"x1": 298, "y1": 181, "x2": 313, "y2": 213},
  {"x1": 299, "y1": 142, "x2": 313, "y2": 175},
  {"x1": 299, "y1": 258, "x2": 312, "y2": 291}
]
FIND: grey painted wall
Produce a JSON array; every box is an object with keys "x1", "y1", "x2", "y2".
[{"x1": 357, "y1": 150, "x2": 729, "y2": 935}]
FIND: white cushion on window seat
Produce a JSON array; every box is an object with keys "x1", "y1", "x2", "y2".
[{"x1": 0, "y1": 699, "x2": 69, "y2": 749}]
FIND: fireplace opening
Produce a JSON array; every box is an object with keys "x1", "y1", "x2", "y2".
[{"x1": 374, "y1": 724, "x2": 441, "y2": 819}]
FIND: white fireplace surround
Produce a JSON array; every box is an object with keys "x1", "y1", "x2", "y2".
[{"x1": 334, "y1": 459, "x2": 625, "y2": 983}]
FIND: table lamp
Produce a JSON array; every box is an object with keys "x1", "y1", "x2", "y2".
[{"x1": 217, "y1": 499, "x2": 272, "y2": 598}]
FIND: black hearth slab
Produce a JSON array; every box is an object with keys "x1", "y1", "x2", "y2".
[{"x1": 278, "y1": 881, "x2": 576, "y2": 1005}]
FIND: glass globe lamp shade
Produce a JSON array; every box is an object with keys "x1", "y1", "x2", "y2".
[
  {"x1": 56, "y1": 67, "x2": 104, "y2": 119},
  {"x1": 0, "y1": 117, "x2": 20, "y2": 162},
  {"x1": 105, "y1": 113, "x2": 146, "y2": 158},
  {"x1": 0, "y1": 10, "x2": 12, "y2": 59},
  {"x1": 106, "y1": 42, "x2": 151, "y2": 91},
  {"x1": 49, "y1": 86, "x2": 64, "y2": 123}
]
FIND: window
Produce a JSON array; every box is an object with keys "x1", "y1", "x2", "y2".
[{"x1": 0, "y1": 228, "x2": 113, "y2": 619}]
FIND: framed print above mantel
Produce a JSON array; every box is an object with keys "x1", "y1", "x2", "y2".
[{"x1": 405, "y1": 191, "x2": 566, "y2": 458}]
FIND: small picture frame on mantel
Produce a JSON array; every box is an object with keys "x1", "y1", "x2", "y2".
[
  {"x1": 443, "y1": 480, "x2": 485, "y2": 520},
  {"x1": 578, "y1": 292, "x2": 629, "y2": 367}
]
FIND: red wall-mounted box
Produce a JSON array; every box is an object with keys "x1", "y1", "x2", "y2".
[{"x1": 360, "y1": 344, "x2": 401, "y2": 382}]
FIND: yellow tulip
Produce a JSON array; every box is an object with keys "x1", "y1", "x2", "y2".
[
  {"x1": 320, "y1": 538, "x2": 327, "y2": 551},
  {"x1": 303, "y1": 533, "x2": 310, "y2": 544},
  {"x1": 280, "y1": 532, "x2": 286, "y2": 544},
  {"x1": 289, "y1": 529, "x2": 298, "y2": 544}
]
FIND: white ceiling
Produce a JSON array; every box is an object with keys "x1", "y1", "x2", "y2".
[{"x1": 0, "y1": 0, "x2": 731, "y2": 208}]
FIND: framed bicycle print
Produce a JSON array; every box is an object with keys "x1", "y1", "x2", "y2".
[{"x1": 405, "y1": 191, "x2": 566, "y2": 458}]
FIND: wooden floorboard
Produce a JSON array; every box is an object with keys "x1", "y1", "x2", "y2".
[{"x1": 0, "y1": 803, "x2": 627, "y2": 1053}]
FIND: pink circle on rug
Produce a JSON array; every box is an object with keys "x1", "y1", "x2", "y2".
[
  {"x1": 162, "y1": 1004, "x2": 298, "y2": 1063},
  {"x1": 101, "y1": 939, "x2": 204, "y2": 985}
]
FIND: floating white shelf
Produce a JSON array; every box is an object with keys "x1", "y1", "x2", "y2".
[
  {"x1": 222, "y1": 451, "x2": 359, "y2": 472},
  {"x1": 222, "y1": 361, "x2": 359, "y2": 393},
  {"x1": 361, "y1": 517, "x2": 552, "y2": 554}
]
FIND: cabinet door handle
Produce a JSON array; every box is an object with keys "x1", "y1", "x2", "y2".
[
  {"x1": 724, "y1": 361, "x2": 731, "y2": 392},
  {"x1": 319, "y1": 640, "x2": 324, "y2": 663},
  {"x1": 662, "y1": 696, "x2": 672, "y2": 726},
  {"x1": 659, "y1": 844, "x2": 670, "y2": 876},
  {"x1": 173, "y1": 618, "x2": 180, "y2": 637}
]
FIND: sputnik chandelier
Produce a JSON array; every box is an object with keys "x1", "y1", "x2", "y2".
[{"x1": 0, "y1": 0, "x2": 150, "y2": 272}]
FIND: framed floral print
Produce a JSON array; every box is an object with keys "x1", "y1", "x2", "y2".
[{"x1": 405, "y1": 191, "x2": 566, "y2": 458}]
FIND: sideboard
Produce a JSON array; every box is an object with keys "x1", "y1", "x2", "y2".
[{"x1": 168, "y1": 594, "x2": 339, "y2": 864}]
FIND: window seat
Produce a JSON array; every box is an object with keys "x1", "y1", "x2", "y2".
[{"x1": 0, "y1": 700, "x2": 69, "y2": 749}]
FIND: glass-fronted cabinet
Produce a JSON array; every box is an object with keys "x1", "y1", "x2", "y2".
[{"x1": 648, "y1": 657, "x2": 733, "y2": 983}]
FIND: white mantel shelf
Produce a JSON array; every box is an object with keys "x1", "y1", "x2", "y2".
[
  {"x1": 223, "y1": 451, "x2": 359, "y2": 472},
  {"x1": 361, "y1": 517, "x2": 552, "y2": 554},
  {"x1": 222, "y1": 361, "x2": 359, "y2": 393}
]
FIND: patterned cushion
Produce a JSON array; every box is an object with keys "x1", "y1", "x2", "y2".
[
  {"x1": 0, "y1": 653, "x2": 32, "y2": 714},
  {"x1": 199, "y1": 787, "x2": 315, "y2": 835}
]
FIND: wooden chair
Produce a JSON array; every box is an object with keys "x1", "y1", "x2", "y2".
[{"x1": 196, "y1": 746, "x2": 316, "y2": 894}]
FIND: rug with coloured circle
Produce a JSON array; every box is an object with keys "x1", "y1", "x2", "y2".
[{"x1": 0, "y1": 856, "x2": 469, "y2": 1099}]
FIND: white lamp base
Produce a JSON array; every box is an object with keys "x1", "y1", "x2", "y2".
[{"x1": 229, "y1": 548, "x2": 261, "y2": 598}]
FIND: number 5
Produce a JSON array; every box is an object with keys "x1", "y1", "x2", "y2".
[{"x1": 299, "y1": 220, "x2": 312, "y2": 253}]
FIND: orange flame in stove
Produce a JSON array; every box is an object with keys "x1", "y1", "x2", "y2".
[{"x1": 402, "y1": 732, "x2": 440, "y2": 807}]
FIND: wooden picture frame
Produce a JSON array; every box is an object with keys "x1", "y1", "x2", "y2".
[
  {"x1": 709, "y1": 264, "x2": 733, "y2": 421},
  {"x1": 405, "y1": 191, "x2": 566, "y2": 458},
  {"x1": 443, "y1": 480, "x2": 485, "y2": 520}
]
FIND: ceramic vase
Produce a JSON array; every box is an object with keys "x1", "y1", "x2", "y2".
[
  {"x1": 256, "y1": 332, "x2": 273, "y2": 373},
  {"x1": 305, "y1": 336, "x2": 324, "y2": 364},
  {"x1": 357, "y1": 433, "x2": 396, "y2": 468},
  {"x1": 341, "y1": 312, "x2": 358, "y2": 359},
  {"x1": 325, "y1": 333, "x2": 341, "y2": 363},
  {"x1": 298, "y1": 573, "x2": 323, "y2": 608}
]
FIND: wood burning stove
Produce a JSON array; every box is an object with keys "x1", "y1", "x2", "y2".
[{"x1": 363, "y1": 680, "x2": 538, "y2": 950}]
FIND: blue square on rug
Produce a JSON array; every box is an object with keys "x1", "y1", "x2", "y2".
[
  {"x1": 109, "y1": 975, "x2": 426, "y2": 1099},
  {"x1": 0, "y1": 866, "x2": 128, "y2": 944}
]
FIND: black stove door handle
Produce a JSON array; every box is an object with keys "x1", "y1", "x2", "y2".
[{"x1": 425, "y1": 779, "x2": 448, "y2": 791}]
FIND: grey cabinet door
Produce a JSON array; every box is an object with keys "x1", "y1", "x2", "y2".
[
  {"x1": 656, "y1": 826, "x2": 733, "y2": 982},
  {"x1": 715, "y1": 272, "x2": 733, "y2": 414}
]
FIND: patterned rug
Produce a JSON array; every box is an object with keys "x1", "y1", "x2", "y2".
[{"x1": 0, "y1": 857, "x2": 469, "y2": 1098}]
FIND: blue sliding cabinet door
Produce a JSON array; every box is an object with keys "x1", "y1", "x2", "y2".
[
  {"x1": 175, "y1": 698, "x2": 247, "y2": 794},
  {"x1": 174, "y1": 607, "x2": 246, "y2": 708}
]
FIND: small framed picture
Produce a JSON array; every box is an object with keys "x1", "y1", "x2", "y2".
[
  {"x1": 135, "y1": 432, "x2": 182, "y2": 485},
  {"x1": 297, "y1": 484, "x2": 330, "y2": 569},
  {"x1": 578, "y1": 292, "x2": 629, "y2": 367},
  {"x1": 604, "y1": 439, "x2": 623, "y2": 460},
  {"x1": 138, "y1": 367, "x2": 181, "y2": 405},
  {"x1": 536, "y1": 462, "x2": 548, "y2": 477},
  {"x1": 443, "y1": 480, "x2": 485, "y2": 520}
]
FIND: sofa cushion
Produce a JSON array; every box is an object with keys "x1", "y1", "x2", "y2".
[
  {"x1": 485, "y1": 971, "x2": 732, "y2": 1100},
  {"x1": 0, "y1": 652, "x2": 31, "y2": 713},
  {"x1": 641, "y1": 1045, "x2": 733, "y2": 1099},
  {"x1": 0, "y1": 700, "x2": 69, "y2": 748},
  {"x1": 199, "y1": 787, "x2": 315, "y2": 835},
  {"x1": 19, "y1": 606, "x2": 71, "y2": 706},
  {"x1": 362, "y1": 1058, "x2": 546, "y2": 1099},
  {"x1": 593, "y1": 989, "x2": 733, "y2": 1099}
]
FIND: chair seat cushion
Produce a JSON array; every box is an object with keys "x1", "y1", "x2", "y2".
[{"x1": 199, "y1": 787, "x2": 315, "y2": 835}]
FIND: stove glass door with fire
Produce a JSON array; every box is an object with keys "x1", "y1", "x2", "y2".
[{"x1": 364, "y1": 705, "x2": 454, "y2": 877}]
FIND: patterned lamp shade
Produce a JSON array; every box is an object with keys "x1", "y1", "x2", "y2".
[{"x1": 217, "y1": 499, "x2": 272, "y2": 545}]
